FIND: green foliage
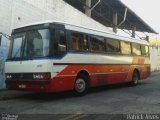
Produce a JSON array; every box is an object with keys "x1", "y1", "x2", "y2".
[{"x1": 149, "y1": 38, "x2": 160, "y2": 48}]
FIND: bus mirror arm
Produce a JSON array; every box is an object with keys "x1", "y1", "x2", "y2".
[
  {"x1": 118, "y1": 8, "x2": 128, "y2": 27},
  {"x1": 0, "y1": 32, "x2": 12, "y2": 40},
  {"x1": 91, "y1": 0, "x2": 101, "y2": 11}
]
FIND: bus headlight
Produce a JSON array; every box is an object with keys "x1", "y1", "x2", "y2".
[{"x1": 6, "y1": 74, "x2": 13, "y2": 79}]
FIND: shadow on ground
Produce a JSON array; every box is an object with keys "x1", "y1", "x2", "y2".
[{"x1": 4, "y1": 81, "x2": 147, "y2": 102}]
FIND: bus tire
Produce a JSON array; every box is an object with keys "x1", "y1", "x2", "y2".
[
  {"x1": 73, "y1": 74, "x2": 89, "y2": 96},
  {"x1": 130, "y1": 70, "x2": 139, "y2": 86}
]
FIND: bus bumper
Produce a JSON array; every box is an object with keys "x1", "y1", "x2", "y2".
[
  {"x1": 6, "y1": 80, "x2": 52, "y2": 93},
  {"x1": 5, "y1": 76, "x2": 75, "y2": 93}
]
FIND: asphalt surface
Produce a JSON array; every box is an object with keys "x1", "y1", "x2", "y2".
[{"x1": 0, "y1": 72, "x2": 160, "y2": 120}]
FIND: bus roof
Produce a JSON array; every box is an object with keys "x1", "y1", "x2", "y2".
[{"x1": 13, "y1": 20, "x2": 149, "y2": 45}]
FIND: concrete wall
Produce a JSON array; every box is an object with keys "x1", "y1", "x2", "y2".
[
  {"x1": 0, "y1": 0, "x2": 12, "y2": 88},
  {"x1": 158, "y1": 55, "x2": 160, "y2": 70},
  {"x1": 158, "y1": 48, "x2": 160, "y2": 70},
  {"x1": 23, "y1": 0, "x2": 112, "y2": 33},
  {"x1": 0, "y1": 0, "x2": 50, "y2": 88},
  {"x1": 150, "y1": 47, "x2": 160, "y2": 72}
]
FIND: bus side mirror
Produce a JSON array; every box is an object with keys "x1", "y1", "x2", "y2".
[{"x1": 9, "y1": 36, "x2": 13, "y2": 40}]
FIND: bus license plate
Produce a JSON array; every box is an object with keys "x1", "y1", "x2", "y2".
[{"x1": 18, "y1": 85, "x2": 26, "y2": 89}]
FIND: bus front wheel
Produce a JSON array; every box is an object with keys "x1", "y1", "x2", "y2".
[{"x1": 73, "y1": 74, "x2": 89, "y2": 96}]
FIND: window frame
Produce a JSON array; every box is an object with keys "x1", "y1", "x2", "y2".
[
  {"x1": 141, "y1": 45, "x2": 149, "y2": 57},
  {"x1": 69, "y1": 30, "x2": 90, "y2": 52},
  {"x1": 120, "y1": 41, "x2": 132, "y2": 55},
  {"x1": 55, "y1": 29, "x2": 67, "y2": 51},
  {"x1": 64, "y1": 29, "x2": 149, "y2": 57},
  {"x1": 106, "y1": 38, "x2": 121, "y2": 54},
  {"x1": 8, "y1": 33, "x2": 25, "y2": 59},
  {"x1": 51, "y1": 29, "x2": 67, "y2": 57},
  {"x1": 131, "y1": 43, "x2": 142, "y2": 56},
  {"x1": 89, "y1": 35, "x2": 106, "y2": 53}
]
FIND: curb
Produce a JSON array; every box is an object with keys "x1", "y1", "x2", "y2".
[
  {"x1": 0, "y1": 88, "x2": 7, "y2": 91},
  {"x1": 0, "y1": 90, "x2": 29, "y2": 101},
  {"x1": 151, "y1": 71, "x2": 160, "y2": 77}
]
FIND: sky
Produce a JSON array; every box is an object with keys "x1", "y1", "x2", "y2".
[{"x1": 121, "y1": 0, "x2": 160, "y2": 37}]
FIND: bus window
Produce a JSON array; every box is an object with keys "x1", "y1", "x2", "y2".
[
  {"x1": 55, "y1": 30, "x2": 67, "y2": 52},
  {"x1": 54, "y1": 30, "x2": 67, "y2": 56},
  {"x1": 72, "y1": 36, "x2": 79, "y2": 51},
  {"x1": 121, "y1": 41, "x2": 131, "y2": 55},
  {"x1": 81, "y1": 35, "x2": 89, "y2": 51},
  {"x1": 132, "y1": 43, "x2": 141, "y2": 55},
  {"x1": 71, "y1": 32, "x2": 89, "y2": 51},
  {"x1": 107, "y1": 39, "x2": 120, "y2": 54},
  {"x1": 23, "y1": 29, "x2": 50, "y2": 58},
  {"x1": 12, "y1": 35, "x2": 24, "y2": 58},
  {"x1": 90, "y1": 36, "x2": 105, "y2": 52},
  {"x1": 141, "y1": 45, "x2": 149, "y2": 56}
]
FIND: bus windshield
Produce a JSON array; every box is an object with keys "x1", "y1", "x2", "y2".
[{"x1": 9, "y1": 29, "x2": 50, "y2": 60}]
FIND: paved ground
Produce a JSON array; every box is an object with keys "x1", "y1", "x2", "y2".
[{"x1": 0, "y1": 72, "x2": 160, "y2": 119}]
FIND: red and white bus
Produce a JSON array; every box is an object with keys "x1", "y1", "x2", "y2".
[{"x1": 5, "y1": 21, "x2": 150, "y2": 95}]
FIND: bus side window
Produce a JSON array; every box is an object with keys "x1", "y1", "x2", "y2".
[
  {"x1": 141, "y1": 45, "x2": 149, "y2": 56},
  {"x1": 72, "y1": 36, "x2": 80, "y2": 51},
  {"x1": 71, "y1": 32, "x2": 89, "y2": 51},
  {"x1": 90, "y1": 36, "x2": 105, "y2": 52},
  {"x1": 132, "y1": 43, "x2": 141, "y2": 55},
  {"x1": 121, "y1": 41, "x2": 131, "y2": 55},
  {"x1": 55, "y1": 30, "x2": 67, "y2": 51},
  {"x1": 107, "y1": 38, "x2": 120, "y2": 54},
  {"x1": 81, "y1": 35, "x2": 89, "y2": 51},
  {"x1": 54, "y1": 30, "x2": 67, "y2": 56}
]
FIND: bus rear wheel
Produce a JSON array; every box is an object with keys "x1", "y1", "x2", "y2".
[
  {"x1": 130, "y1": 71, "x2": 139, "y2": 86},
  {"x1": 74, "y1": 74, "x2": 89, "y2": 96}
]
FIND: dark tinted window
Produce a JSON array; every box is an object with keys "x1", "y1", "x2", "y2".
[
  {"x1": 56, "y1": 30, "x2": 67, "y2": 51},
  {"x1": 53, "y1": 30, "x2": 67, "y2": 56},
  {"x1": 107, "y1": 39, "x2": 120, "y2": 53},
  {"x1": 90, "y1": 36, "x2": 105, "y2": 52},
  {"x1": 71, "y1": 32, "x2": 89, "y2": 51}
]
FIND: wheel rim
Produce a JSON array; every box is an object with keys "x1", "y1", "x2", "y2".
[
  {"x1": 133, "y1": 73, "x2": 138, "y2": 84},
  {"x1": 75, "y1": 78, "x2": 86, "y2": 93}
]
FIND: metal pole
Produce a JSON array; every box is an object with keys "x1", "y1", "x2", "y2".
[
  {"x1": 113, "y1": 11, "x2": 117, "y2": 33},
  {"x1": 85, "y1": 0, "x2": 91, "y2": 17},
  {"x1": 132, "y1": 27, "x2": 136, "y2": 38},
  {"x1": 146, "y1": 36, "x2": 149, "y2": 42},
  {"x1": 91, "y1": 0, "x2": 101, "y2": 11},
  {"x1": 118, "y1": 8, "x2": 128, "y2": 27}
]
